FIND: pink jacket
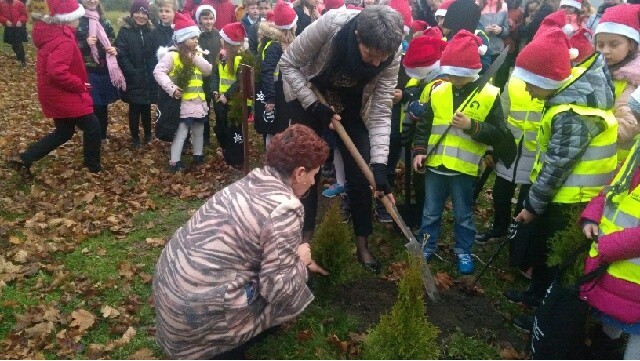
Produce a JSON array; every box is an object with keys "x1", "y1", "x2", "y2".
[
  {"x1": 613, "y1": 52, "x2": 640, "y2": 149},
  {"x1": 579, "y1": 167, "x2": 640, "y2": 324},
  {"x1": 153, "y1": 49, "x2": 213, "y2": 119},
  {"x1": 0, "y1": 0, "x2": 27, "y2": 27}
]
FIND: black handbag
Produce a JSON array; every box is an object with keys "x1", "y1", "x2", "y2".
[
  {"x1": 155, "y1": 89, "x2": 181, "y2": 142},
  {"x1": 530, "y1": 245, "x2": 609, "y2": 359}
]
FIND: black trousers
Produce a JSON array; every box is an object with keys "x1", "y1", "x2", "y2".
[
  {"x1": 289, "y1": 100, "x2": 374, "y2": 237},
  {"x1": 20, "y1": 114, "x2": 101, "y2": 171},
  {"x1": 128, "y1": 103, "x2": 151, "y2": 141},
  {"x1": 11, "y1": 41, "x2": 25, "y2": 62},
  {"x1": 214, "y1": 102, "x2": 244, "y2": 166},
  {"x1": 94, "y1": 104, "x2": 108, "y2": 140}
]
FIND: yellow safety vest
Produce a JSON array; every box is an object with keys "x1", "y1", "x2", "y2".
[
  {"x1": 400, "y1": 78, "x2": 442, "y2": 134},
  {"x1": 261, "y1": 40, "x2": 279, "y2": 80},
  {"x1": 426, "y1": 82, "x2": 500, "y2": 176},
  {"x1": 591, "y1": 140, "x2": 640, "y2": 285},
  {"x1": 614, "y1": 79, "x2": 632, "y2": 163},
  {"x1": 495, "y1": 77, "x2": 544, "y2": 184},
  {"x1": 218, "y1": 55, "x2": 242, "y2": 94},
  {"x1": 169, "y1": 52, "x2": 205, "y2": 101},
  {"x1": 530, "y1": 103, "x2": 618, "y2": 203}
]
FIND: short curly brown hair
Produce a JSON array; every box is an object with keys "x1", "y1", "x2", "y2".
[{"x1": 266, "y1": 125, "x2": 329, "y2": 177}]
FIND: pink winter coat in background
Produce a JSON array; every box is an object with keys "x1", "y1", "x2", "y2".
[
  {"x1": 0, "y1": 0, "x2": 27, "y2": 27},
  {"x1": 32, "y1": 21, "x2": 93, "y2": 119},
  {"x1": 612, "y1": 52, "x2": 640, "y2": 149},
  {"x1": 579, "y1": 167, "x2": 640, "y2": 324}
]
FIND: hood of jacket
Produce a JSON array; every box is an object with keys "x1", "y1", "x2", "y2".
[
  {"x1": 32, "y1": 22, "x2": 75, "y2": 50},
  {"x1": 258, "y1": 21, "x2": 282, "y2": 44},
  {"x1": 547, "y1": 53, "x2": 615, "y2": 111},
  {"x1": 612, "y1": 51, "x2": 640, "y2": 87},
  {"x1": 118, "y1": 15, "x2": 154, "y2": 30}
]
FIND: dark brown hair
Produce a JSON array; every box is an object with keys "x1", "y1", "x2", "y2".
[{"x1": 265, "y1": 124, "x2": 329, "y2": 177}]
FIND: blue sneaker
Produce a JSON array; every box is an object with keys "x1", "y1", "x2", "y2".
[
  {"x1": 457, "y1": 253, "x2": 475, "y2": 275},
  {"x1": 322, "y1": 183, "x2": 345, "y2": 198}
]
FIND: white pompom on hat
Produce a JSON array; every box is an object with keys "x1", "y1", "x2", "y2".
[
  {"x1": 595, "y1": 4, "x2": 640, "y2": 44},
  {"x1": 195, "y1": 5, "x2": 216, "y2": 25},
  {"x1": 513, "y1": 28, "x2": 574, "y2": 90}
]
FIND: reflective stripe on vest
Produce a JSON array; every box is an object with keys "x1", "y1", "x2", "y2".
[
  {"x1": 591, "y1": 140, "x2": 640, "y2": 284},
  {"x1": 426, "y1": 82, "x2": 499, "y2": 176},
  {"x1": 261, "y1": 40, "x2": 279, "y2": 80},
  {"x1": 495, "y1": 77, "x2": 544, "y2": 184},
  {"x1": 218, "y1": 55, "x2": 242, "y2": 94},
  {"x1": 530, "y1": 103, "x2": 618, "y2": 203},
  {"x1": 169, "y1": 52, "x2": 205, "y2": 101}
]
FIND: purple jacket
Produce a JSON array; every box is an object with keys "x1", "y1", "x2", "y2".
[{"x1": 579, "y1": 168, "x2": 640, "y2": 324}]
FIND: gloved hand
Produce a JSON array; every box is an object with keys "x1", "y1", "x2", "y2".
[
  {"x1": 407, "y1": 100, "x2": 425, "y2": 120},
  {"x1": 306, "y1": 101, "x2": 336, "y2": 127},
  {"x1": 371, "y1": 163, "x2": 392, "y2": 195}
]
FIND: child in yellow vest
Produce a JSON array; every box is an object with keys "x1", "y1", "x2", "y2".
[
  {"x1": 594, "y1": 4, "x2": 640, "y2": 163},
  {"x1": 154, "y1": 13, "x2": 213, "y2": 173},
  {"x1": 212, "y1": 22, "x2": 246, "y2": 168},
  {"x1": 412, "y1": 30, "x2": 515, "y2": 275}
]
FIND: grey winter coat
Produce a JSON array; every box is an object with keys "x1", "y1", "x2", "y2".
[
  {"x1": 279, "y1": 9, "x2": 402, "y2": 165},
  {"x1": 524, "y1": 54, "x2": 616, "y2": 215}
]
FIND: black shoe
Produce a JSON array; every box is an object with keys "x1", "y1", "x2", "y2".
[
  {"x1": 144, "y1": 134, "x2": 152, "y2": 145},
  {"x1": 193, "y1": 155, "x2": 205, "y2": 165},
  {"x1": 357, "y1": 253, "x2": 381, "y2": 274},
  {"x1": 513, "y1": 314, "x2": 534, "y2": 333},
  {"x1": 132, "y1": 138, "x2": 141, "y2": 149},
  {"x1": 475, "y1": 229, "x2": 507, "y2": 244},
  {"x1": 168, "y1": 161, "x2": 185, "y2": 173},
  {"x1": 504, "y1": 289, "x2": 541, "y2": 308},
  {"x1": 6, "y1": 156, "x2": 32, "y2": 179}
]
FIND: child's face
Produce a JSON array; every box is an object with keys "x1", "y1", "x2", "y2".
[
  {"x1": 200, "y1": 14, "x2": 216, "y2": 31},
  {"x1": 132, "y1": 11, "x2": 149, "y2": 26},
  {"x1": 447, "y1": 75, "x2": 475, "y2": 88},
  {"x1": 183, "y1": 36, "x2": 199, "y2": 51},
  {"x1": 525, "y1": 82, "x2": 555, "y2": 100},
  {"x1": 247, "y1": 5, "x2": 259, "y2": 20},
  {"x1": 436, "y1": 16, "x2": 444, "y2": 28},
  {"x1": 158, "y1": 4, "x2": 175, "y2": 25},
  {"x1": 81, "y1": 0, "x2": 99, "y2": 11},
  {"x1": 258, "y1": 1, "x2": 271, "y2": 18},
  {"x1": 560, "y1": 5, "x2": 578, "y2": 14},
  {"x1": 596, "y1": 33, "x2": 635, "y2": 67}
]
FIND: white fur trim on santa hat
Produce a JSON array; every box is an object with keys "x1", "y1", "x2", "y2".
[
  {"x1": 559, "y1": 0, "x2": 581, "y2": 9},
  {"x1": 195, "y1": 5, "x2": 216, "y2": 24},
  {"x1": 434, "y1": 9, "x2": 446, "y2": 17},
  {"x1": 595, "y1": 22, "x2": 640, "y2": 43},
  {"x1": 512, "y1": 66, "x2": 569, "y2": 90},
  {"x1": 52, "y1": 4, "x2": 85, "y2": 22},
  {"x1": 220, "y1": 29, "x2": 243, "y2": 45},
  {"x1": 173, "y1": 25, "x2": 201, "y2": 44},
  {"x1": 275, "y1": 14, "x2": 298, "y2": 30},
  {"x1": 405, "y1": 61, "x2": 440, "y2": 80},
  {"x1": 441, "y1": 65, "x2": 480, "y2": 78}
]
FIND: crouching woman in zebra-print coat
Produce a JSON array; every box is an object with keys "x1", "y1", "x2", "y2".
[{"x1": 153, "y1": 124, "x2": 329, "y2": 359}]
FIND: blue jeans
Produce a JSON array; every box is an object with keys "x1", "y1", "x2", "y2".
[{"x1": 417, "y1": 169, "x2": 476, "y2": 255}]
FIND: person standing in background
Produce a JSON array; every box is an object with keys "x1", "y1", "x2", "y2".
[{"x1": 0, "y1": 0, "x2": 28, "y2": 67}]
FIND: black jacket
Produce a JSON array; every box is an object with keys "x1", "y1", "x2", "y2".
[
  {"x1": 150, "y1": 23, "x2": 173, "y2": 52},
  {"x1": 199, "y1": 29, "x2": 222, "y2": 100},
  {"x1": 116, "y1": 17, "x2": 157, "y2": 104},
  {"x1": 259, "y1": 41, "x2": 282, "y2": 104},
  {"x1": 76, "y1": 16, "x2": 116, "y2": 74}
]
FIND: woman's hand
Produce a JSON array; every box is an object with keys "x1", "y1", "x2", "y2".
[
  {"x1": 87, "y1": 36, "x2": 97, "y2": 46},
  {"x1": 105, "y1": 46, "x2": 117, "y2": 56},
  {"x1": 297, "y1": 243, "x2": 329, "y2": 275},
  {"x1": 583, "y1": 223, "x2": 599, "y2": 239}
]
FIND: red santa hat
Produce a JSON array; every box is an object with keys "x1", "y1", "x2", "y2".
[
  {"x1": 513, "y1": 28, "x2": 574, "y2": 90},
  {"x1": 45, "y1": 0, "x2": 84, "y2": 22},
  {"x1": 266, "y1": 10, "x2": 275, "y2": 23},
  {"x1": 324, "y1": 0, "x2": 346, "y2": 11},
  {"x1": 410, "y1": 20, "x2": 429, "y2": 32},
  {"x1": 570, "y1": 28, "x2": 594, "y2": 64},
  {"x1": 274, "y1": 1, "x2": 298, "y2": 29},
  {"x1": 559, "y1": 0, "x2": 582, "y2": 11},
  {"x1": 439, "y1": 29, "x2": 486, "y2": 78},
  {"x1": 220, "y1": 22, "x2": 246, "y2": 46},
  {"x1": 423, "y1": 25, "x2": 443, "y2": 39},
  {"x1": 595, "y1": 4, "x2": 640, "y2": 44},
  {"x1": 173, "y1": 12, "x2": 201, "y2": 44},
  {"x1": 535, "y1": 10, "x2": 575, "y2": 38},
  {"x1": 388, "y1": 0, "x2": 413, "y2": 34},
  {"x1": 195, "y1": 5, "x2": 216, "y2": 24},
  {"x1": 434, "y1": 0, "x2": 454, "y2": 18},
  {"x1": 403, "y1": 35, "x2": 447, "y2": 80}
]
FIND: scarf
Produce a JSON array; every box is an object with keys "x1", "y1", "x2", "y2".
[{"x1": 85, "y1": 9, "x2": 126, "y2": 91}]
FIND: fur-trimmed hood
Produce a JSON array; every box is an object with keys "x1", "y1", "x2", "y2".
[
  {"x1": 118, "y1": 15, "x2": 154, "y2": 30},
  {"x1": 612, "y1": 51, "x2": 640, "y2": 87},
  {"x1": 258, "y1": 21, "x2": 282, "y2": 44}
]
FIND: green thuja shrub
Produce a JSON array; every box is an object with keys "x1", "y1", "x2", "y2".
[
  {"x1": 228, "y1": 50, "x2": 260, "y2": 127},
  {"x1": 362, "y1": 254, "x2": 440, "y2": 360},
  {"x1": 547, "y1": 205, "x2": 592, "y2": 286},
  {"x1": 310, "y1": 202, "x2": 361, "y2": 292}
]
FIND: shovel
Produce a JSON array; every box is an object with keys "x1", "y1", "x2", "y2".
[{"x1": 310, "y1": 85, "x2": 439, "y2": 303}]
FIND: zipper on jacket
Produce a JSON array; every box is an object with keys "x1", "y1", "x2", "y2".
[{"x1": 139, "y1": 28, "x2": 150, "y2": 104}]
